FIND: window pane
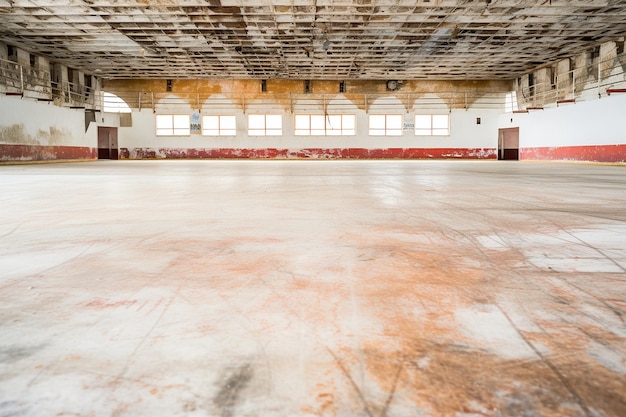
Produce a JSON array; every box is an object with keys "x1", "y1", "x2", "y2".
[
  {"x1": 221, "y1": 129, "x2": 236, "y2": 136},
  {"x1": 248, "y1": 115, "x2": 265, "y2": 129},
  {"x1": 342, "y1": 129, "x2": 355, "y2": 136},
  {"x1": 415, "y1": 115, "x2": 431, "y2": 129},
  {"x1": 202, "y1": 116, "x2": 219, "y2": 129},
  {"x1": 156, "y1": 115, "x2": 172, "y2": 129},
  {"x1": 369, "y1": 115, "x2": 385, "y2": 129},
  {"x1": 220, "y1": 116, "x2": 236, "y2": 130},
  {"x1": 432, "y1": 115, "x2": 449, "y2": 129},
  {"x1": 266, "y1": 115, "x2": 282, "y2": 129},
  {"x1": 173, "y1": 115, "x2": 189, "y2": 129},
  {"x1": 295, "y1": 115, "x2": 310, "y2": 130},
  {"x1": 249, "y1": 129, "x2": 266, "y2": 136},
  {"x1": 309, "y1": 114, "x2": 324, "y2": 130},
  {"x1": 156, "y1": 128, "x2": 170, "y2": 136},
  {"x1": 203, "y1": 115, "x2": 219, "y2": 130},
  {"x1": 386, "y1": 115, "x2": 403, "y2": 130},
  {"x1": 433, "y1": 129, "x2": 449, "y2": 136},
  {"x1": 325, "y1": 115, "x2": 341, "y2": 131},
  {"x1": 342, "y1": 115, "x2": 355, "y2": 130},
  {"x1": 386, "y1": 129, "x2": 402, "y2": 136},
  {"x1": 295, "y1": 130, "x2": 309, "y2": 136},
  {"x1": 266, "y1": 128, "x2": 282, "y2": 136},
  {"x1": 203, "y1": 129, "x2": 219, "y2": 136},
  {"x1": 173, "y1": 128, "x2": 189, "y2": 136},
  {"x1": 311, "y1": 129, "x2": 325, "y2": 136},
  {"x1": 415, "y1": 130, "x2": 431, "y2": 136},
  {"x1": 369, "y1": 129, "x2": 385, "y2": 135}
]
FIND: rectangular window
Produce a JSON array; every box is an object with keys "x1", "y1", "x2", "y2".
[
  {"x1": 248, "y1": 114, "x2": 282, "y2": 136},
  {"x1": 202, "y1": 115, "x2": 236, "y2": 136},
  {"x1": 369, "y1": 114, "x2": 402, "y2": 136},
  {"x1": 415, "y1": 114, "x2": 450, "y2": 136},
  {"x1": 505, "y1": 92, "x2": 519, "y2": 113},
  {"x1": 295, "y1": 114, "x2": 355, "y2": 136},
  {"x1": 156, "y1": 114, "x2": 190, "y2": 136}
]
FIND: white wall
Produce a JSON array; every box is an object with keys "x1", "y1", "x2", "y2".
[
  {"x1": 498, "y1": 93, "x2": 626, "y2": 148},
  {"x1": 118, "y1": 105, "x2": 501, "y2": 153},
  {"x1": 0, "y1": 95, "x2": 90, "y2": 148}
]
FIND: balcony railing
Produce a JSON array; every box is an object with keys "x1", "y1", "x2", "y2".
[
  {"x1": 518, "y1": 52, "x2": 626, "y2": 109},
  {"x1": 0, "y1": 58, "x2": 99, "y2": 109}
]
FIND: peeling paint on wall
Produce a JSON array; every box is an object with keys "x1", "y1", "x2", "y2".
[
  {"x1": 0, "y1": 144, "x2": 96, "y2": 162},
  {"x1": 521, "y1": 145, "x2": 626, "y2": 163},
  {"x1": 119, "y1": 147, "x2": 497, "y2": 160}
]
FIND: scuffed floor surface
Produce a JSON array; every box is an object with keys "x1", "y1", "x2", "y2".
[{"x1": 0, "y1": 160, "x2": 625, "y2": 417}]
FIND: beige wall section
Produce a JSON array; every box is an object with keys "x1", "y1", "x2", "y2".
[
  {"x1": 104, "y1": 79, "x2": 513, "y2": 95},
  {"x1": 103, "y1": 79, "x2": 514, "y2": 114}
]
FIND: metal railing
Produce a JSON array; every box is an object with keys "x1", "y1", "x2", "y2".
[
  {"x1": 518, "y1": 52, "x2": 626, "y2": 108},
  {"x1": 0, "y1": 57, "x2": 99, "y2": 109}
]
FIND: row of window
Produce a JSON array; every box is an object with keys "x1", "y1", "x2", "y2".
[{"x1": 155, "y1": 114, "x2": 451, "y2": 137}]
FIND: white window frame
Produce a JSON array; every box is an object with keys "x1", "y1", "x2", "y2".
[
  {"x1": 368, "y1": 114, "x2": 403, "y2": 136},
  {"x1": 156, "y1": 114, "x2": 190, "y2": 136},
  {"x1": 414, "y1": 114, "x2": 450, "y2": 136},
  {"x1": 202, "y1": 115, "x2": 237, "y2": 136},
  {"x1": 294, "y1": 114, "x2": 356, "y2": 136},
  {"x1": 248, "y1": 114, "x2": 282, "y2": 136}
]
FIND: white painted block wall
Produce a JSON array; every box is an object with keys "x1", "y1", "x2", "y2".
[
  {"x1": 499, "y1": 93, "x2": 626, "y2": 149},
  {"x1": 118, "y1": 107, "x2": 502, "y2": 152},
  {"x1": 0, "y1": 95, "x2": 91, "y2": 148}
]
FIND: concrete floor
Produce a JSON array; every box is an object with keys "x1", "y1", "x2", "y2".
[{"x1": 0, "y1": 160, "x2": 625, "y2": 417}]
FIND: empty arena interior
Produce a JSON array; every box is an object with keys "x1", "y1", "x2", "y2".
[{"x1": 1, "y1": 1, "x2": 626, "y2": 416}]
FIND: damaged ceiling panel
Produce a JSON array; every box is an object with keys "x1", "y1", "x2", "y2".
[{"x1": 0, "y1": 0, "x2": 625, "y2": 79}]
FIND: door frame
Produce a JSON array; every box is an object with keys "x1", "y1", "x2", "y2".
[
  {"x1": 97, "y1": 127, "x2": 119, "y2": 160},
  {"x1": 498, "y1": 127, "x2": 520, "y2": 160}
]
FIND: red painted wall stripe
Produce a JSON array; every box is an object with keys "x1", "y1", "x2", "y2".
[
  {"x1": 0, "y1": 144, "x2": 97, "y2": 162},
  {"x1": 521, "y1": 144, "x2": 626, "y2": 163},
  {"x1": 119, "y1": 147, "x2": 497, "y2": 160}
]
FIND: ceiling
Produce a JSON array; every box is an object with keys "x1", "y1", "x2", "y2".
[{"x1": 1, "y1": 0, "x2": 626, "y2": 80}]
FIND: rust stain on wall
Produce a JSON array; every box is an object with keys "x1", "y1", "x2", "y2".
[{"x1": 103, "y1": 79, "x2": 513, "y2": 113}]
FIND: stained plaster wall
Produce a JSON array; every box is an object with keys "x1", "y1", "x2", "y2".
[
  {"x1": 118, "y1": 105, "x2": 501, "y2": 159},
  {"x1": 0, "y1": 95, "x2": 96, "y2": 161},
  {"x1": 498, "y1": 93, "x2": 626, "y2": 162},
  {"x1": 106, "y1": 79, "x2": 509, "y2": 159}
]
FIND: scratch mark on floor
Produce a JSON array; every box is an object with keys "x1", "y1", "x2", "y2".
[
  {"x1": 324, "y1": 346, "x2": 374, "y2": 417},
  {"x1": 379, "y1": 361, "x2": 403, "y2": 417},
  {"x1": 495, "y1": 302, "x2": 593, "y2": 417}
]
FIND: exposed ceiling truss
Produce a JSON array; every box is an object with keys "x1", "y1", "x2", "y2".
[{"x1": 1, "y1": 0, "x2": 626, "y2": 80}]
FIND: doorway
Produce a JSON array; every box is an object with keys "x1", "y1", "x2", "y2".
[
  {"x1": 98, "y1": 127, "x2": 118, "y2": 160},
  {"x1": 498, "y1": 127, "x2": 519, "y2": 160}
]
